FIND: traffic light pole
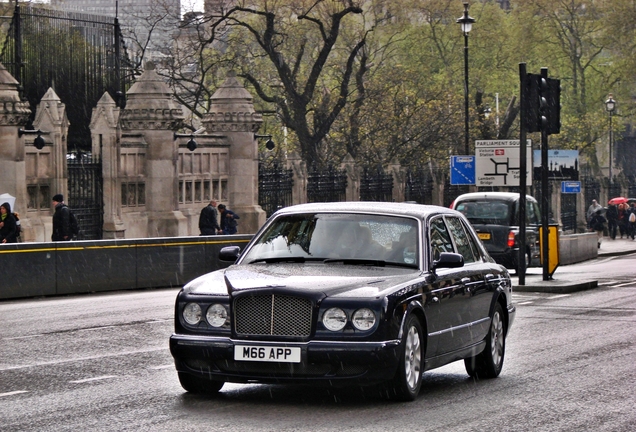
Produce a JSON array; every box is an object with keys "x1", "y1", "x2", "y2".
[
  {"x1": 540, "y1": 68, "x2": 551, "y2": 281},
  {"x1": 518, "y1": 63, "x2": 528, "y2": 286}
]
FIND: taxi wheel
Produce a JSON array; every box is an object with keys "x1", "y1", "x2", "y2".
[
  {"x1": 178, "y1": 372, "x2": 224, "y2": 395},
  {"x1": 387, "y1": 314, "x2": 424, "y2": 401},
  {"x1": 465, "y1": 302, "x2": 506, "y2": 379}
]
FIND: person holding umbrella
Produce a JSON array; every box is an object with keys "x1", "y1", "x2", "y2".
[{"x1": 606, "y1": 203, "x2": 619, "y2": 240}]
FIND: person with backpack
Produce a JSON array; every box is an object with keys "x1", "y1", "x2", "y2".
[
  {"x1": 217, "y1": 203, "x2": 240, "y2": 235},
  {"x1": 0, "y1": 202, "x2": 18, "y2": 243},
  {"x1": 52, "y1": 194, "x2": 78, "y2": 241},
  {"x1": 627, "y1": 202, "x2": 636, "y2": 240},
  {"x1": 589, "y1": 209, "x2": 607, "y2": 249}
]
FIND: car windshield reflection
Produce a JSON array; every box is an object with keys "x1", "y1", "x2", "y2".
[{"x1": 242, "y1": 213, "x2": 419, "y2": 267}]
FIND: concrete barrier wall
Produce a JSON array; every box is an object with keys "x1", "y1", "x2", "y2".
[
  {"x1": 1, "y1": 232, "x2": 598, "y2": 301},
  {"x1": 559, "y1": 232, "x2": 598, "y2": 265},
  {"x1": 0, "y1": 235, "x2": 252, "y2": 300}
]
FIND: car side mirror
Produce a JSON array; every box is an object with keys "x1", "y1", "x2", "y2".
[
  {"x1": 219, "y1": 246, "x2": 241, "y2": 262},
  {"x1": 432, "y1": 252, "x2": 464, "y2": 272}
]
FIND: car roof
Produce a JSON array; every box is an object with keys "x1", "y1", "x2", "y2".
[
  {"x1": 453, "y1": 192, "x2": 537, "y2": 203},
  {"x1": 272, "y1": 201, "x2": 462, "y2": 219}
]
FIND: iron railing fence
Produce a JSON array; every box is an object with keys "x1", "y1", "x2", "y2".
[
  {"x1": 404, "y1": 166, "x2": 434, "y2": 205},
  {"x1": 258, "y1": 162, "x2": 294, "y2": 218},
  {"x1": 67, "y1": 151, "x2": 103, "y2": 240},
  {"x1": 360, "y1": 166, "x2": 393, "y2": 202},
  {"x1": 1, "y1": 4, "x2": 133, "y2": 151},
  {"x1": 307, "y1": 165, "x2": 347, "y2": 203}
]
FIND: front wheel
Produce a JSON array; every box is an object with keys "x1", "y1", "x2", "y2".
[
  {"x1": 178, "y1": 372, "x2": 224, "y2": 395},
  {"x1": 386, "y1": 314, "x2": 424, "y2": 401},
  {"x1": 465, "y1": 302, "x2": 506, "y2": 379}
]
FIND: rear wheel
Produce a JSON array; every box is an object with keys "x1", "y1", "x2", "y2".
[
  {"x1": 178, "y1": 372, "x2": 224, "y2": 395},
  {"x1": 465, "y1": 302, "x2": 506, "y2": 379},
  {"x1": 386, "y1": 314, "x2": 424, "y2": 401}
]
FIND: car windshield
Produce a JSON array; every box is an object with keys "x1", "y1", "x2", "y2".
[
  {"x1": 455, "y1": 200, "x2": 513, "y2": 225},
  {"x1": 241, "y1": 213, "x2": 419, "y2": 267}
]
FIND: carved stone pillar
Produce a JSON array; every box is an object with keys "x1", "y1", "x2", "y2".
[
  {"x1": 120, "y1": 62, "x2": 185, "y2": 237},
  {"x1": 0, "y1": 63, "x2": 31, "y2": 234},
  {"x1": 91, "y1": 92, "x2": 124, "y2": 238},
  {"x1": 201, "y1": 71, "x2": 266, "y2": 234}
]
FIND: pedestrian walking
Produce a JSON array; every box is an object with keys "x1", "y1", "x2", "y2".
[
  {"x1": 199, "y1": 199, "x2": 220, "y2": 235},
  {"x1": 217, "y1": 203, "x2": 240, "y2": 235},
  {"x1": 617, "y1": 203, "x2": 628, "y2": 238},
  {"x1": 606, "y1": 204, "x2": 618, "y2": 240},
  {"x1": 0, "y1": 202, "x2": 18, "y2": 244},
  {"x1": 51, "y1": 194, "x2": 73, "y2": 241},
  {"x1": 589, "y1": 209, "x2": 606, "y2": 248},
  {"x1": 627, "y1": 202, "x2": 636, "y2": 240},
  {"x1": 587, "y1": 199, "x2": 603, "y2": 229}
]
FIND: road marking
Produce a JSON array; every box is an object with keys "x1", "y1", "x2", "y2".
[
  {"x1": 516, "y1": 301, "x2": 534, "y2": 305},
  {"x1": 547, "y1": 294, "x2": 571, "y2": 299},
  {"x1": 0, "y1": 346, "x2": 166, "y2": 372},
  {"x1": 613, "y1": 281, "x2": 636, "y2": 288},
  {"x1": 0, "y1": 390, "x2": 29, "y2": 398},
  {"x1": 70, "y1": 375, "x2": 117, "y2": 384},
  {"x1": 149, "y1": 365, "x2": 174, "y2": 370}
]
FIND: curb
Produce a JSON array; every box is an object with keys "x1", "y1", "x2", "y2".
[{"x1": 514, "y1": 279, "x2": 598, "y2": 294}]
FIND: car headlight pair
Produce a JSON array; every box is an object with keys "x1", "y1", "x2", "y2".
[
  {"x1": 183, "y1": 303, "x2": 228, "y2": 327},
  {"x1": 322, "y1": 307, "x2": 376, "y2": 331}
]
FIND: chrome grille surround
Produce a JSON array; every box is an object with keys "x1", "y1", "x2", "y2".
[{"x1": 234, "y1": 294, "x2": 313, "y2": 337}]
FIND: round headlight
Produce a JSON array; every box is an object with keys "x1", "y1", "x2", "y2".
[
  {"x1": 352, "y1": 308, "x2": 376, "y2": 331},
  {"x1": 206, "y1": 304, "x2": 228, "y2": 327},
  {"x1": 183, "y1": 303, "x2": 202, "y2": 325},
  {"x1": 322, "y1": 307, "x2": 347, "y2": 331}
]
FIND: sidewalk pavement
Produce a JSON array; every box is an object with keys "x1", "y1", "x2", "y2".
[{"x1": 513, "y1": 236, "x2": 636, "y2": 293}]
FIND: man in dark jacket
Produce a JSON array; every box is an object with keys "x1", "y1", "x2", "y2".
[
  {"x1": 199, "y1": 199, "x2": 220, "y2": 235},
  {"x1": 217, "y1": 203, "x2": 239, "y2": 235},
  {"x1": 606, "y1": 204, "x2": 618, "y2": 240},
  {"x1": 52, "y1": 194, "x2": 72, "y2": 241},
  {"x1": 0, "y1": 202, "x2": 18, "y2": 243}
]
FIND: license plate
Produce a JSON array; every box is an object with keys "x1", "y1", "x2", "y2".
[
  {"x1": 234, "y1": 345, "x2": 301, "y2": 363},
  {"x1": 478, "y1": 232, "x2": 491, "y2": 240}
]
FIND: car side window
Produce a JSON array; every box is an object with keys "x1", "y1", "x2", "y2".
[
  {"x1": 446, "y1": 217, "x2": 477, "y2": 263},
  {"x1": 429, "y1": 218, "x2": 454, "y2": 261}
]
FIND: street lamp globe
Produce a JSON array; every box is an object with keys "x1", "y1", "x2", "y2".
[
  {"x1": 605, "y1": 94, "x2": 616, "y2": 113},
  {"x1": 456, "y1": 3, "x2": 475, "y2": 34},
  {"x1": 604, "y1": 94, "x2": 617, "y2": 189}
]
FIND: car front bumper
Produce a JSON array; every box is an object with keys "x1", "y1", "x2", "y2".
[{"x1": 170, "y1": 334, "x2": 402, "y2": 386}]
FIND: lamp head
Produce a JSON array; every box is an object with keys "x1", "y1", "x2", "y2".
[{"x1": 456, "y1": 2, "x2": 475, "y2": 34}]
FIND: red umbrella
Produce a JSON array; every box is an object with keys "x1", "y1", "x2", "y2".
[{"x1": 608, "y1": 197, "x2": 628, "y2": 205}]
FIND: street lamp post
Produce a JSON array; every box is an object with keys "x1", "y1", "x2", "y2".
[
  {"x1": 605, "y1": 94, "x2": 616, "y2": 188},
  {"x1": 457, "y1": 2, "x2": 475, "y2": 156}
]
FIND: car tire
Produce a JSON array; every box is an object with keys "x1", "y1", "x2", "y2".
[
  {"x1": 178, "y1": 372, "x2": 224, "y2": 395},
  {"x1": 464, "y1": 302, "x2": 506, "y2": 379},
  {"x1": 387, "y1": 313, "x2": 424, "y2": 401}
]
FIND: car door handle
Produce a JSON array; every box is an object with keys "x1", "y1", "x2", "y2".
[
  {"x1": 461, "y1": 277, "x2": 472, "y2": 294},
  {"x1": 485, "y1": 273, "x2": 496, "y2": 282}
]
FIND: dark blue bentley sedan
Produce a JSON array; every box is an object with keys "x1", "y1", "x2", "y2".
[{"x1": 169, "y1": 202, "x2": 515, "y2": 401}]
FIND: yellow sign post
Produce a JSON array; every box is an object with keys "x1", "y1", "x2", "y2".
[{"x1": 539, "y1": 225, "x2": 560, "y2": 278}]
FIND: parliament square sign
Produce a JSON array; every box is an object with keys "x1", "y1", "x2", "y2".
[{"x1": 475, "y1": 140, "x2": 532, "y2": 187}]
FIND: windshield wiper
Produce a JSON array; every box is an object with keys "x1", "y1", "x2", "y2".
[
  {"x1": 323, "y1": 258, "x2": 388, "y2": 267},
  {"x1": 248, "y1": 257, "x2": 307, "y2": 264}
]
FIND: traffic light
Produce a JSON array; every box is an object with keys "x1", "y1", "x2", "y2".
[{"x1": 523, "y1": 71, "x2": 560, "y2": 135}]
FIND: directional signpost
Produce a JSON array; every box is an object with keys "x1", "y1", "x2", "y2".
[
  {"x1": 450, "y1": 156, "x2": 475, "y2": 185},
  {"x1": 475, "y1": 140, "x2": 532, "y2": 187},
  {"x1": 561, "y1": 181, "x2": 581, "y2": 194}
]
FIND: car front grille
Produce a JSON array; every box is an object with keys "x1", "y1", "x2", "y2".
[{"x1": 234, "y1": 294, "x2": 313, "y2": 337}]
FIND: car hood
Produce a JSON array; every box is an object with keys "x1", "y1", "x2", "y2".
[{"x1": 184, "y1": 264, "x2": 422, "y2": 298}]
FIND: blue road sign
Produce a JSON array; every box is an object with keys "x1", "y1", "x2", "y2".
[
  {"x1": 450, "y1": 156, "x2": 475, "y2": 185},
  {"x1": 561, "y1": 181, "x2": 581, "y2": 194}
]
